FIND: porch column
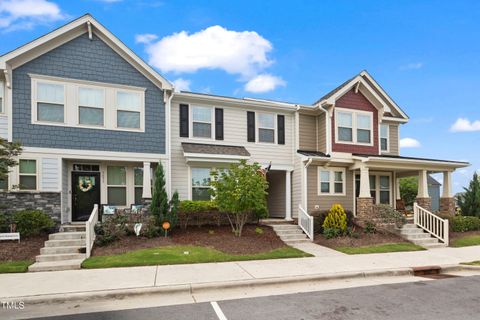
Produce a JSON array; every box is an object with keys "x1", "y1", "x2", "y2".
[
  {"x1": 416, "y1": 170, "x2": 432, "y2": 211},
  {"x1": 440, "y1": 171, "x2": 455, "y2": 216},
  {"x1": 359, "y1": 166, "x2": 371, "y2": 198},
  {"x1": 285, "y1": 170, "x2": 292, "y2": 221},
  {"x1": 357, "y1": 165, "x2": 373, "y2": 219},
  {"x1": 142, "y1": 162, "x2": 152, "y2": 199}
]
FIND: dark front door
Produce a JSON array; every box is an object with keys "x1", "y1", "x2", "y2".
[{"x1": 72, "y1": 172, "x2": 100, "y2": 221}]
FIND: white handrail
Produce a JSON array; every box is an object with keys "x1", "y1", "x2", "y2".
[
  {"x1": 413, "y1": 202, "x2": 449, "y2": 245},
  {"x1": 298, "y1": 205, "x2": 314, "y2": 240},
  {"x1": 85, "y1": 204, "x2": 99, "y2": 258}
]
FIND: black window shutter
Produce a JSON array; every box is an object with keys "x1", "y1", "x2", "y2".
[
  {"x1": 215, "y1": 108, "x2": 224, "y2": 140},
  {"x1": 278, "y1": 115, "x2": 285, "y2": 145},
  {"x1": 179, "y1": 104, "x2": 189, "y2": 137},
  {"x1": 247, "y1": 111, "x2": 255, "y2": 142}
]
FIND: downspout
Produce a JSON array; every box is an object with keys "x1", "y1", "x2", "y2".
[
  {"x1": 302, "y1": 158, "x2": 312, "y2": 209},
  {"x1": 165, "y1": 88, "x2": 174, "y2": 198}
]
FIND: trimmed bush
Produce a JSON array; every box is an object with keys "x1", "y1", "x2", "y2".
[
  {"x1": 322, "y1": 204, "x2": 348, "y2": 238},
  {"x1": 450, "y1": 216, "x2": 480, "y2": 232},
  {"x1": 180, "y1": 200, "x2": 217, "y2": 213},
  {"x1": 13, "y1": 210, "x2": 54, "y2": 237},
  {"x1": 0, "y1": 212, "x2": 14, "y2": 233},
  {"x1": 374, "y1": 204, "x2": 407, "y2": 228},
  {"x1": 312, "y1": 208, "x2": 353, "y2": 234}
]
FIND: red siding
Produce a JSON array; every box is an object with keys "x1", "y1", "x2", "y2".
[{"x1": 332, "y1": 89, "x2": 379, "y2": 155}]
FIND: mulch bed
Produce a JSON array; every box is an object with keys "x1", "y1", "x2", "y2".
[
  {"x1": 314, "y1": 226, "x2": 408, "y2": 249},
  {"x1": 92, "y1": 224, "x2": 286, "y2": 256},
  {"x1": 450, "y1": 230, "x2": 480, "y2": 240},
  {"x1": 0, "y1": 235, "x2": 47, "y2": 262}
]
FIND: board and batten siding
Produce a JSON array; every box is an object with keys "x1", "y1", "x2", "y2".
[
  {"x1": 170, "y1": 101, "x2": 295, "y2": 200},
  {"x1": 298, "y1": 114, "x2": 317, "y2": 151},
  {"x1": 307, "y1": 165, "x2": 354, "y2": 212},
  {"x1": 0, "y1": 116, "x2": 7, "y2": 139}
]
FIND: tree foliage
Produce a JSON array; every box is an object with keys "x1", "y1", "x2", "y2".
[
  {"x1": 400, "y1": 177, "x2": 418, "y2": 207},
  {"x1": 322, "y1": 204, "x2": 347, "y2": 232},
  {"x1": 458, "y1": 172, "x2": 480, "y2": 217},
  {"x1": 0, "y1": 138, "x2": 22, "y2": 180},
  {"x1": 150, "y1": 162, "x2": 179, "y2": 235},
  {"x1": 210, "y1": 160, "x2": 268, "y2": 237}
]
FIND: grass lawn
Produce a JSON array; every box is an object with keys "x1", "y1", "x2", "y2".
[
  {"x1": 451, "y1": 235, "x2": 480, "y2": 248},
  {"x1": 82, "y1": 245, "x2": 312, "y2": 269},
  {"x1": 462, "y1": 261, "x2": 480, "y2": 266},
  {"x1": 335, "y1": 243, "x2": 425, "y2": 255},
  {"x1": 0, "y1": 261, "x2": 33, "y2": 273}
]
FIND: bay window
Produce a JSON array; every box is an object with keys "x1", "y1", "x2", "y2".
[
  {"x1": 380, "y1": 124, "x2": 389, "y2": 151},
  {"x1": 191, "y1": 168, "x2": 211, "y2": 200},
  {"x1": 19, "y1": 159, "x2": 37, "y2": 190},
  {"x1": 192, "y1": 106, "x2": 212, "y2": 138},
  {"x1": 117, "y1": 91, "x2": 141, "y2": 129},
  {"x1": 78, "y1": 87, "x2": 104, "y2": 126},
  {"x1": 258, "y1": 113, "x2": 275, "y2": 143},
  {"x1": 36, "y1": 82, "x2": 65, "y2": 123},
  {"x1": 318, "y1": 167, "x2": 346, "y2": 196},
  {"x1": 335, "y1": 108, "x2": 373, "y2": 145},
  {"x1": 107, "y1": 166, "x2": 127, "y2": 205}
]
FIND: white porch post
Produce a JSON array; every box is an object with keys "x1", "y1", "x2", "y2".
[
  {"x1": 442, "y1": 171, "x2": 452, "y2": 198},
  {"x1": 359, "y1": 166, "x2": 371, "y2": 198},
  {"x1": 417, "y1": 170, "x2": 429, "y2": 198},
  {"x1": 285, "y1": 170, "x2": 292, "y2": 221},
  {"x1": 142, "y1": 162, "x2": 152, "y2": 199}
]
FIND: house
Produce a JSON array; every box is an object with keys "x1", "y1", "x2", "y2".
[{"x1": 0, "y1": 14, "x2": 469, "y2": 229}]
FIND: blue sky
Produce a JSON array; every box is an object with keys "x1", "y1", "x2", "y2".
[{"x1": 1, "y1": 0, "x2": 479, "y2": 192}]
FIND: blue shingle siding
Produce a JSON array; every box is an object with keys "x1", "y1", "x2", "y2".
[{"x1": 12, "y1": 32, "x2": 165, "y2": 154}]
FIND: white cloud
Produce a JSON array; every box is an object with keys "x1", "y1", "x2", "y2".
[
  {"x1": 450, "y1": 117, "x2": 480, "y2": 132},
  {"x1": 400, "y1": 138, "x2": 421, "y2": 148},
  {"x1": 135, "y1": 33, "x2": 158, "y2": 44},
  {"x1": 244, "y1": 74, "x2": 286, "y2": 93},
  {"x1": 172, "y1": 78, "x2": 191, "y2": 92},
  {"x1": 142, "y1": 25, "x2": 273, "y2": 78},
  {"x1": 399, "y1": 62, "x2": 423, "y2": 70},
  {"x1": 0, "y1": 0, "x2": 67, "y2": 31}
]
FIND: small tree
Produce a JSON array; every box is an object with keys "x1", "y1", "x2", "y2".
[
  {"x1": 0, "y1": 138, "x2": 22, "y2": 180},
  {"x1": 400, "y1": 177, "x2": 418, "y2": 207},
  {"x1": 458, "y1": 172, "x2": 480, "y2": 217},
  {"x1": 322, "y1": 204, "x2": 347, "y2": 235},
  {"x1": 150, "y1": 162, "x2": 169, "y2": 224},
  {"x1": 211, "y1": 160, "x2": 268, "y2": 237}
]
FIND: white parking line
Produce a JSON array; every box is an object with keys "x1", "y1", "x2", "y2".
[{"x1": 211, "y1": 301, "x2": 228, "y2": 320}]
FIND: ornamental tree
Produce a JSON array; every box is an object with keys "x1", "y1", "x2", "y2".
[
  {"x1": 210, "y1": 160, "x2": 269, "y2": 237},
  {"x1": 400, "y1": 177, "x2": 418, "y2": 207},
  {"x1": 150, "y1": 162, "x2": 169, "y2": 224},
  {"x1": 0, "y1": 138, "x2": 22, "y2": 180},
  {"x1": 458, "y1": 172, "x2": 480, "y2": 217}
]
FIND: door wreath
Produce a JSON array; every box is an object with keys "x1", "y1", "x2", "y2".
[{"x1": 78, "y1": 176, "x2": 95, "y2": 192}]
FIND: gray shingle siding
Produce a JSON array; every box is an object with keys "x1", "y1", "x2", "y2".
[{"x1": 12, "y1": 32, "x2": 165, "y2": 154}]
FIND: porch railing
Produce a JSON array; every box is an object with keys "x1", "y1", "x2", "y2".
[
  {"x1": 298, "y1": 205, "x2": 314, "y2": 240},
  {"x1": 85, "y1": 204, "x2": 99, "y2": 258},
  {"x1": 413, "y1": 202, "x2": 449, "y2": 245}
]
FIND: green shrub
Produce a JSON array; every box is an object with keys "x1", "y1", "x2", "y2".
[
  {"x1": 312, "y1": 209, "x2": 353, "y2": 234},
  {"x1": 322, "y1": 204, "x2": 347, "y2": 233},
  {"x1": 13, "y1": 210, "x2": 54, "y2": 237},
  {"x1": 450, "y1": 216, "x2": 480, "y2": 232},
  {"x1": 375, "y1": 204, "x2": 406, "y2": 228},
  {"x1": 323, "y1": 227, "x2": 342, "y2": 239},
  {"x1": 180, "y1": 200, "x2": 217, "y2": 213},
  {"x1": 364, "y1": 221, "x2": 377, "y2": 234},
  {"x1": 0, "y1": 212, "x2": 14, "y2": 232},
  {"x1": 255, "y1": 227, "x2": 264, "y2": 234}
]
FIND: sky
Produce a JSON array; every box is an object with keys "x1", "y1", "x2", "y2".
[{"x1": 0, "y1": 0, "x2": 479, "y2": 193}]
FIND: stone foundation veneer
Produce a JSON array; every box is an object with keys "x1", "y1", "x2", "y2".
[
  {"x1": 439, "y1": 197, "x2": 456, "y2": 216},
  {"x1": 0, "y1": 191, "x2": 61, "y2": 224},
  {"x1": 416, "y1": 197, "x2": 432, "y2": 212},
  {"x1": 356, "y1": 197, "x2": 374, "y2": 219}
]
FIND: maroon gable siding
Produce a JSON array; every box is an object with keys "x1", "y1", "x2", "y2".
[{"x1": 331, "y1": 88, "x2": 379, "y2": 155}]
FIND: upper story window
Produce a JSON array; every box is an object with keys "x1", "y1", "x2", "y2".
[
  {"x1": 192, "y1": 106, "x2": 213, "y2": 138},
  {"x1": 79, "y1": 87, "x2": 104, "y2": 126},
  {"x1": 335, "y1": 108, "x2": 373, "y2": 145},
  {"x1": 318, "y1": 167, "x2": 346, "y2": 196},
  {"x1": 36, "y1": 82, "x2": 65, "y2": 123},
  {"x1": 258, "y1": 113, "x2": 275, "y2": 143},
  {"x1": 380, "y1": 124, "x2": 389, "y2": 152},
  {"x1": 0, "y1": 81, "x2": 4, "y2": 114},
  {"x1": 117, "y1": 91, "x2": 142, "y2": 129},
  {"x1": 19, "y1": 159, "x2": 37, "y2": 190}
]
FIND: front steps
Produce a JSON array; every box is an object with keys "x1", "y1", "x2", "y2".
[
  {"x1": 262, "y1": 221, "x2": 310, "y2": 243},
  {"x1": 400, "y1": 223, "x2": 446, "y2": 249},
  {"x1": 29, "y1": 224, "x2": 87, "y2": 272}
]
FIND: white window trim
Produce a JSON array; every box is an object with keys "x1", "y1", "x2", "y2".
[
  {"x1": 77, "y1": 85, "x2": 106, "y2": 128},
  {"x1": 380, "y1": 123, "x2": 390, "y2": 153},
  {"x1": 31, "y1": 79, "x2": 66, "y2": 125},
  {"x1": 317, "y1": 166, "x2": 346, "y2": 196},
  {"x1": 18, "y1": 158, "x2": 39, "y2": 191},
  {"x1": 30, "y1": 74, "x2": 146, "y2": 132},
  {"x1": 335, "y1": 107, "x2": 374, "y2": 146},
  {"x1": 256, "y1": 112, "x2": 277, "y2": 145},
  {"x1": 189, "y1": 105, "x2": 215, "y2": 140}
]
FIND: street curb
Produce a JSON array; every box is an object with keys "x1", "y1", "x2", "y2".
[{"x1": 4, "y1": 267, "x2": 414, "y2": 305}]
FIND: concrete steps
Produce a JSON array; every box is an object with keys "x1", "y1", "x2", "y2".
[
  {"x1": 269, "y1": 224, "x2": 310, "y2": 243},
  {"x1": 399, "y1": 223, "x2": 446, "y2": 249},
  {"x1": 29, "y1": 224, "x2": 87, "y2": 272}
]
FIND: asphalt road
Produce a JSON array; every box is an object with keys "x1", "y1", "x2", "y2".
[{"x1": 32, "y1": 275, "x2": 480, "y2": 320}]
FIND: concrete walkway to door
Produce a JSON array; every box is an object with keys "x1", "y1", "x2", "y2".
[{"x1": 289, "y1": 242, "x2": 347, "y2": 257}]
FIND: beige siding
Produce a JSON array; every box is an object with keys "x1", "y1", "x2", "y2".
[
  {"x1": 307, "y1": 165, "x2": 354, "y2": 212},
  {"x1": 291, "y1": 155, "x2": 303, "y2": 218},
  {"x1": 317, "y1": 115, "x2": 327, "y2": 153},
  {"x1": 267, "y1": 170, "x2": 286, "y2": 218},
  {"x1": 382, "y1": 123, "x2": 399, "y2": 156},
  {"x1": 171, "y1": 101, "x2": 295, "y2": 200},
  {"x1": 299, "y1": 114, "x2": 317, "y2": 150}
]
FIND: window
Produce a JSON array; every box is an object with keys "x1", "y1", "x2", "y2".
[
  {"x1": 355, "y1": 173, "x2": 391, "y2": 205},
  {"x1": 72, "y1": 164, "x2": 100, "y2": 172},
  {"x1": 19, "y1": 159, "x2": 37, "y2": 190},
  {"x1": 117, "y1": 91, "x2": 141, "y2": 129},
  {"x1": 0, "y1": 175, "x2": 7, "y2": 190},
  {"x1": 78, "y1": 87, "x2": 104, "y2": 126},
  {"x1": 379, "y1": 176, "x2": 390, "y2": 204},
  {"x1": 258, "y1": 113, "x2": 275, "y2": 143},
  {"x1": 380, "y1": 124, "x2": 389, "y2": 151},
  {"x1": 0, "y1": 81, "x2": 4, "y2": 114},
  {"x1": 36, "y1": 82, "x2": 65, "y2": 123},
  {"x1": 107, "y1": 166, "x2": 127, "y2": 205},
  {"x1": 191, "y1": 168, "x2": 211, "y2": 200},
  {"x1": 192, "y1": 106, "x2": 212, "y2": 138},
  {"x1": 318, "y1": 167, "x2": 345, "y2": 195},
  {"x1": 134, "y1": 167, "x2": 143, "y2": 204},
  {"x1": 335, "y1": 109, "x2": 373, "y2": 145},
  {"x1": 370, "y1": 175, "x2": 376, "y2": 202}
]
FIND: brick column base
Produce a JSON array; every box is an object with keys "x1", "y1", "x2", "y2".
[
  {"x1": 440, "y1": 197, "x2": 456, "y2": 216},
  {"x1": 416, "y1": 197, "x2": 432, "y2": 212},
  {"x1": 356, "y1": 197, "x2": 374, "y2": 219}
]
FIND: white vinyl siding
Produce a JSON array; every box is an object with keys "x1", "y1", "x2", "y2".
[
  {"x1": 335, "y1": 108, "x2": 373, "y2": 146},
  {"x1": 0, "y1": 116, "x2": 7, "y2": 139},
  {"x1": 41, "y1": 158, "x2": 59, "y2": 191},
  {"x1": 0, "y1": 81, "x2": 4, "y2": 114}
]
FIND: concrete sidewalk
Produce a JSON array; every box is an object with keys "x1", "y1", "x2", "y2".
[{"x1": 0, "y1": 245, "x2": 479, "y2": 301}]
